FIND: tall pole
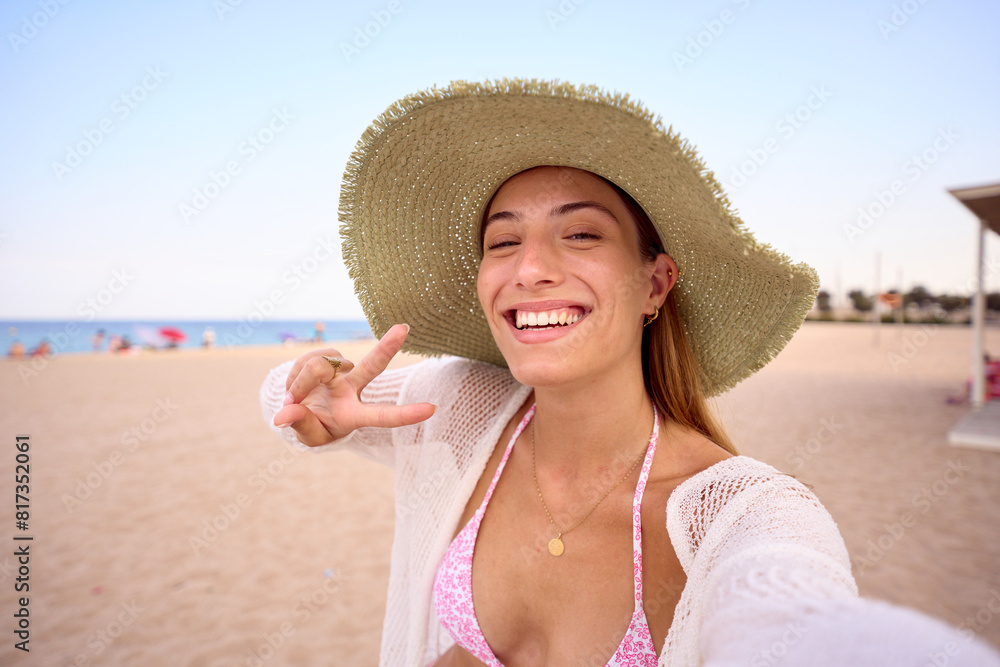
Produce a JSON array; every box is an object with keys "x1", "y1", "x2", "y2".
[
  {"x1": 897, "y1": 268, "x2": 905, "y2": 331},
  {"x1": 972, "y1": 220, "x2": 986, "y2": 407},
  {"x1": 873, "y1": 252, "x2": 881, "y2": 346}
]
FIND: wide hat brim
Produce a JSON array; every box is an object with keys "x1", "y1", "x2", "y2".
[{"x1": 340, "y1": 79, "x2": 819, "y2": 396}]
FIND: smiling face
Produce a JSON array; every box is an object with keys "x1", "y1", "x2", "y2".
[{"x1": 477, "y1": 166, "x2": 673, "y2": 388}]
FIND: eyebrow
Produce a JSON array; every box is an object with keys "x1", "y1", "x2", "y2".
[
  {"x1": 482, "y1": 200, "x2": 620, "y2": 232},
  {"x1": 552, "y1": 200, "x2": 620, "y2": 224}
]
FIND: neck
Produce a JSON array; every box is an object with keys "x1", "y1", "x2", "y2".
[{"x1": 530, "y1": 358, "x2": 656, "y2": 480}]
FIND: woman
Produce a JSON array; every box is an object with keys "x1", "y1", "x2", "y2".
[{"x1": 261, "y1": 80, "x2": 998, "y2": 666}]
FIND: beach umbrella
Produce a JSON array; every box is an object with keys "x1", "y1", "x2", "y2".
[
  {"x1": 947, "y1": 182, "x2": 1000, "y2": 451},
  {"x1": 158, "y1": 326, "x2": 187, "y2": 343},
  {"x1": 949, "y1": 182, "x2": 1000, "y2": 408}
]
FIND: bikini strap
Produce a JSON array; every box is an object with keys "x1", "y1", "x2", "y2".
[
  {"x1": 478, "y1": 404, "x2": 535, "y2": 513},
  {"x1": 630, "y1": 404, "x2": 659, "y2": 608}
]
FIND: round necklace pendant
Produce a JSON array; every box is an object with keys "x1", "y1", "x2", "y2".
[{"x1": 547, "y1": 537, "x2": 565, "y2": 557}]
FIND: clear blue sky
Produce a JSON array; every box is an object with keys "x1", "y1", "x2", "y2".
[{"x1": 1, "y1": 0, "x2": 998, "y2": 319}]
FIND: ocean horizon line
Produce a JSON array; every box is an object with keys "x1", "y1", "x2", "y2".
[{"x1": 3, "y1": 318, "x2": 373, "y2": 356}]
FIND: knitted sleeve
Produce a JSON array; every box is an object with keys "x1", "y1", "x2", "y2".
[
  {"x1": 662, "y1": 458, "x2": 1000, "y2": 666},
  {"x1": 661, "y1": 457, "x2": 857, "y2": 665},
  {"x1": 258, "y1": 358, "x2": 415, "y2": 467}
]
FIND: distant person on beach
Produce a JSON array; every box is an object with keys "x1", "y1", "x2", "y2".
[
  {"x1": 947, "y1": 353, "x2": 1000, "y2": 404},
  {"x1": 202, "y1": 326, "x2": 216, "y2": 348},
  {"x1": 313, "y1": 321, "x2": 326, "y2": 343},
  {"x1": 261, "y1": 81, "x2": 999, "y2": 666},
  {"x1": 8, "y1": 340, "x2": 25, "y2": 360},
  {"x1": 92, "y1": 329, "x2": 106, "y2": 352},
  {"x1": 31, "y1": 340, "x2": 52, "y2": 358}
]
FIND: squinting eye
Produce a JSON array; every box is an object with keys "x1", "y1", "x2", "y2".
[
  {"x1": 486, "y1": 239, "x2": 518, "y2": 250},
  {"x1": 569, "y1": 232, "x2": 601, "y2": 241}
]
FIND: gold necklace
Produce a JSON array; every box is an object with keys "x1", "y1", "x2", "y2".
[{"x1": 530, "y1": 414, "x2": 651, "y2": 557}]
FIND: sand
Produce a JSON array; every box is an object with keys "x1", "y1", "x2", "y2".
[{"x1": 1, "y1": 322, "x2": 998, "y2": 666}]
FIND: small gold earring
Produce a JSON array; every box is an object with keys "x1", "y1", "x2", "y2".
[{"x1": 644, "y1": 309, "x2": 659, "y2": 328}]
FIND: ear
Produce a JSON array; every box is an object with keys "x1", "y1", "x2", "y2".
[{"x1": 646, "y1": 253, "x2": 677, "y2": 315}]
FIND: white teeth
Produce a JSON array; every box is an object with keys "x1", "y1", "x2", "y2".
[{"x1": 515, "y1": 308, "x2": 583, "y2": 329}]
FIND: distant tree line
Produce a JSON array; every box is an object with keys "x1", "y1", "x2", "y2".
[{"x1": 823, "y1": 286, "x2": 977, "y2": 314}]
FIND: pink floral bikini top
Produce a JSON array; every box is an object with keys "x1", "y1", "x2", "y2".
[{"x1": 432, "y1": 404, "x2": 661, "y2": 666}]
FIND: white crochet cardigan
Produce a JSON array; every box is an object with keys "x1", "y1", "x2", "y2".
[{"x1": 261, "y1": 357, "x2": 1000, "y2": 667}]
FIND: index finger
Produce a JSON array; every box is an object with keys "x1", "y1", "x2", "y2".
[{"x1": 346, "y1": 323, "x2": 412, "y2": 391}]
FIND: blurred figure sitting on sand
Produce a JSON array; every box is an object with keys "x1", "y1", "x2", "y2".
[
  {"x1": 31, "y1": 340, "x2": 52, "y2": 357},
  {"x1": 8, "y1": 340, "x2": 25, "y2": 360}
]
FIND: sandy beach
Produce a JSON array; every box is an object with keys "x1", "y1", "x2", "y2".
[{"x1": 1, "y1": 321, "x2": 999, "y2": 666}]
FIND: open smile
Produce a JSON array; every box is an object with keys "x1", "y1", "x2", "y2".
[{"x1": 506, "y1": 306, "x2": 588, "y2": 331}]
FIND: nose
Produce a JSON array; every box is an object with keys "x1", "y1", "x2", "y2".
[{"x1": 514, "y1": 234, "x2": 563, "y2": 289}]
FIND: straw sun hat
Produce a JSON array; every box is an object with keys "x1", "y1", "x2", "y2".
[{"x1": 339, "y1": 79, "x2": 819, "y2": 396}]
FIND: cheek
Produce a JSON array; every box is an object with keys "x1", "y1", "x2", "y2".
[{"x1": 476, "y1": 264, "x2": 494, "y2": 312}]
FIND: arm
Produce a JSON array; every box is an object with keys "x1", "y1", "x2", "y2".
[{"x1": 664, "y1": 461, "x2": 1000, "y2": 666}]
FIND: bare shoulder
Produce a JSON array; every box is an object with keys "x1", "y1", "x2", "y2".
[
  {"x1": 639, "y1": 419, "x2": 733, "y2": 539},
  {"x1": 649, "y1": 419, "x2": 734, "y2": 491}
]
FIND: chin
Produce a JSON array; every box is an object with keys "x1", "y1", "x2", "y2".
[{"x1": 499, "y1": 346, "x2": 589, "y2": 389}]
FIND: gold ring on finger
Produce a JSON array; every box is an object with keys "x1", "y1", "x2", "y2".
[{"x1": 322, "y1": 356, "x2": 342, "y2": 376}]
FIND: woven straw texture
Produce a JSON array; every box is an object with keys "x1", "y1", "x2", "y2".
[{"x1": 339, "y1": 79, "x2": 819, "y2": 396}]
